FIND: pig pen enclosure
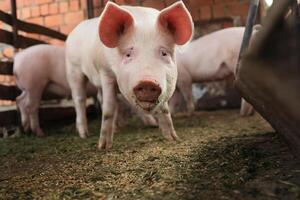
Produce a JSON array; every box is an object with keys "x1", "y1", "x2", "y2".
[{"x1": 1, "y1": 0, "x2": 300, "y2": 199}]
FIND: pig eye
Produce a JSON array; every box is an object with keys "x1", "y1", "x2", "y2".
[
  {"x1": 124, "y1": 47, "x2": 134, "y2": 59},
  {"x1": 126, "y1": 52, "x2": 131, "y2": 57},
  {"x1": 160, "y1": 48, "x2": 169, "y2": 57},
  {"x1": 160, "y1": 48, "x2": 171, "y2": 59}
]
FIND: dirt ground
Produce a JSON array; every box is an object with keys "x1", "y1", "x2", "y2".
[{"x1": 0, "y1": 110, "x2": 299, "y2": 200}]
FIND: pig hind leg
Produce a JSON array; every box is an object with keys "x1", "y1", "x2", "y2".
[
  {"x1": 16, "y1": 91, "x2": 30, "y2": 132},
  {"x1": 177, "y1": 79, "x2": 194, "y2": 114},
  {"x1": 67, "y1": 65, "x2": 89, "y2": 138},
  {"x1": 240, "y1": 98, "x2": 254, "y2": 116},
  {"x1": 26, "y1": 86, "x2": 45, "y2": 137}
]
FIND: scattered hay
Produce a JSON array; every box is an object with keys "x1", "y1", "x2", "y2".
[{"x1": 0, "y1": 110, "x2": 299, "y2": 199}]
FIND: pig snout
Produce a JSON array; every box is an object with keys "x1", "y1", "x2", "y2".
[{"x1": 133, "y1": 80, "x2": 162, "y2": 111}]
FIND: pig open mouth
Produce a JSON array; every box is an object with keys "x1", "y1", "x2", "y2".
[{"x1": 136, "y1": 100, "x2": 159, "y2": 112}]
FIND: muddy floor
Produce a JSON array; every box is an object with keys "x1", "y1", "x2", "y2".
[{"x1": 0, "y1": 110, "x2": 299, "y2": 200}]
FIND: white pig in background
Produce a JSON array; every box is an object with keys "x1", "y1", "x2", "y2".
[
  {"x1": 170, "y1": 25, "x2": 261, "y2": 116},
  {"x1": 14, "y1": 44, "x2": 157, "y2": 137},
  {"x1": 66, "y1": 1, "x2": 193, "y2": 149},
  {"x1": 14, "y1": 44, "x2": 97, "y2": 137}
]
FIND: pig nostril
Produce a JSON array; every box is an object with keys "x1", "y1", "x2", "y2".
[
  {"x1": 134, "y1": 81, "x2": 162, "y2": 103},
  {"x1": 151, "y1": 88, "x2": 157, "y2": 92}
]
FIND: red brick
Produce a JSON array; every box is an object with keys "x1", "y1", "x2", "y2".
[
  {"x1": 165, "y1": 0, "x2": 178, "y2": 6},
  {"x1": 60, "y1": 24, "x2": 77, "y2": 34},
  {"x1": 59, "y1": 1, "x2": 69, "y2": 13},
  {"x1": 200, "y1": 5, "x2": 211, "y2": 20},
  {"x1": 93, "y1": 0, "x2": 103, "y2": 7},
  {"x1": 227, "y1": 1, "x2": 249, "y2": 17},
  {"x1": 31, "y1": 6, "x2": 40, "y2": 17},
  {"x1": 45, "y1": 14, "x2": 63, "y2": 27},
  {"x1": 190, "y1": 8, "x2": 200, "y2": 21},
  {"x1": 0, "y1": 1, "x2": 10, "y2": 11},
  {"x1": 33, "y1": 0, "x2": 53, "y2": 5},
  {"x1": 189, "y1": 0, "x2": 213, "y2": 7},
  {"x1": 123, "y1": 0, "x2": 139, "y2": 6},
  {"x1": 212, "y1": 4, "x2": 227, "y2": 18},
  {"x1": 17, "y1": 10, "x2": 22, "y2": 18},
  {"x1": 21, "y1": 7, "x2": 31, "y2": 19},
  {"x1": 214, "y1": 0, "x2": 239, "y2": 3},
  {"x1": 64, "y1": 11, "x2": 84, "y2": 24},
  {"x1": 26, "y1": 17, "x2": 44, "y2": 25},
  {"x1": 40, "y1": 4, "x2": 49, "y2": 15},
  {"x1": 80, "y1": 0, "x2": 87, "y2": 9},
  {"x1": 69, "y1": 0, "x2": 80, "y2": 11},
  {"x1": 143, "y1": 0, "x2": 165, "y2": 10},
  {"x1": 18, "y1": 0, "x2": 31, "y2": 7},
  {"x1": 49, "y1": 3, "x2": 58, "y2": 14}
]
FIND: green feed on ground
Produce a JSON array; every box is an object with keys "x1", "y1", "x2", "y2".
[{"x1": 0, "y1": 110, "x2": 299, "y2": 200}]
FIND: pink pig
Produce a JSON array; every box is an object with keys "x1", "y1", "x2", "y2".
[
  {"x1": 65, "y1": 2, "x2": 193, "y2": 149},
  {"x1": 14, "y1": 44, "x2": 97, "y2": 137},
  {"x1": 170, "y1": 26, "x2": 261, "y2": 116}
]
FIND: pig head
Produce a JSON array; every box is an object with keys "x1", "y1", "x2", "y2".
[{"x1": 99, "y1": 2, "x2": 193, "y2": 112}]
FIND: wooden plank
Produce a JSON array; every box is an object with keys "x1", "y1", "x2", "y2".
[
  {"x1": 0, "y1": 109, "x2": 18, "y2": 126},
  {"x1": 0, "y1": 84, "x2": 21, "y2": 100},
  {"x1": 0, "y1": 84, "x2": 70, "y2": 101},
  {"x1": 0, "y1": 29, "x2": 47, "y2": 48},
  {"x1": 0, "y1": 61, "x2": 13, "y2": 75},
  {"x1": 0, "y1": 105, "x2": 97, "y2": 127},
  {"x1": 0, "y1": 10, "x2": 67, "y2": 41}
]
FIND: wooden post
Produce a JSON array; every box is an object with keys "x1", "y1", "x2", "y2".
[
  {"x1": 87, "y1": 0, "x2": 94, "y2": 19},
  {"x1": 236, "y1": 0, "x2": 260, "y2": 72},
  {"x1": 10, "y1": 0, "x2": 18, "y2": 50}
]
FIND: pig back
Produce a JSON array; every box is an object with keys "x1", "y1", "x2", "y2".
[{"x1": 179, "y1": 27, "x2": 245, "y2": 81}]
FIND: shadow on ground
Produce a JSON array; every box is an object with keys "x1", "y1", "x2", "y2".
[{"x1": 0, "y1": 110, "x2": 299, "y2": 199}]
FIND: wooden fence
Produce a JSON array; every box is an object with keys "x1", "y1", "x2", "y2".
[{"x1": 0, "y1": 1, "x2": 97, "y2": 130}]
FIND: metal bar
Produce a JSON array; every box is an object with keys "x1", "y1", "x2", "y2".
[
  {"x1": 236, "y1": 0, "x2": 260, "y2": 73},
  {"x1": 87, "y1": 0, "x2": 94, "y2": 19},
  {"x1": 10, "y1": 0, "x2": 18, "y2": 51}
]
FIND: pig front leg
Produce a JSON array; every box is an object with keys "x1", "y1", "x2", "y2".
[
  {"x1": 156, "y1": 102, "x2": 179, "y2": 141},
  {"x1": 67, "y1": 65, "x2": 89, "y2": 138},
  {"x1": 98, "y1": 74, "x2": 117, "y2": 150}
]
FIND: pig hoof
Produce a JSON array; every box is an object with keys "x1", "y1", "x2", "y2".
[
  {"x1": 77, "y1": 125, "x2": 89, "y2": 138},
  {"x1": 240, "y1": 109, "x2": 254, "y2": 117},
  {"x1": 98, "y1": 140, "x2": 113, "y2": 150},
  {"x1": 163, "y1": 131, "x2": 180, "y2": 142},
  {"x1": 36, "y1": 129, "x2": 46, "y2": 137}
]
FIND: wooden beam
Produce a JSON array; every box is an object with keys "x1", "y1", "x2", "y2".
[
  {"x1": 0, "y1": 61, "x2": 13, "y2": 75},
  {"x1": 0, "y1": 29, "x2": 47, "y2": 48},
  {"x1": 0, "y1": 84, "x2": 21, "y2": 100},
  {"x1": 0, "y1": 10, "x2": 67, "y2": 41},
  {"x1": 0, "y1": 105, "x2": 97, "y2": 127},
  {"x1": 87, "y1": 0, "x2": 94, "y2": 19}
]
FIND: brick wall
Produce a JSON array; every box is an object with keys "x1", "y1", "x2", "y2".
[
  {"x1": 0, "y1": 0, "x2": 251, "y2": 106},
  {"x1": 0, "y1": 0, "x2": 250, "y2": 45}
]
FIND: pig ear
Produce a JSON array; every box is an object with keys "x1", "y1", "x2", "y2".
[
  {"x1": 98, "y1": 2, "x2": 134, "y2": 48},
  {"x1": 158, "y1": 1, "x2": 194, "y2": 45}
]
